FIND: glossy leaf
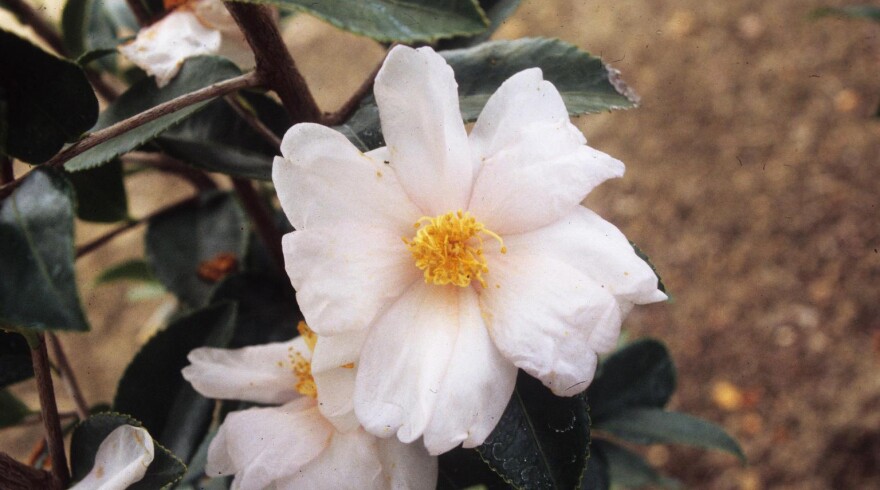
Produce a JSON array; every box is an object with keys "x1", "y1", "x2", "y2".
[
  {"x1": 580, "y1": 441, "x2": 611, "y2": 490},
  {"x1": 0, "y1": 389, "x2": 31, "y2": 428},
  {"x1": 0, "y1": 168, "x2": 90, "y2": 332},
  {"x1": 62, "y1": 0, "x2": 134, "y2": 61},
  {"x1": 245, "y1": 0, "x2": 489, "y2": 43},
  {"x1": 70, "y1": 413, "x2": 186, "y2": 490},
  {"x1": 340, "y1": 37, "x2": 637, "y2": 151},
  {"x1": 157, "y1": 92, "x2": 288, "y2": 180},
  {"x1": 586, "y1": 339, "x2": 676, "y2": 422},
  {"x1": 596, "y1": 408, "x2": 746, "y2": 462},
  {"x1": 64, "y1": 56, "x2": 242, "y2": 171},
  {"x1": 476, "y1": 371, "x2": 591, "y2": 489},
  {"x1": 95, "y1": 259, "x2": 157, "y2": 285},
  {"x1": 437, "y1": 448, "x2": 509, "y2": 490},
  {"x1": 0, "y1": 331, "x2": 33, "y2": 387},
  {"x1": 0, "y1": 29, "x2": 98, "y2": 163},
  {"x1": 593, "y1": 440, "x2": 679, "y2": 489},
  {"x1": 437, "y1": 0, "x2": 522, "y2": 49},
  {"x1": 113, "y1": 302, "x2": 237, "y2": 462},
  {"x1": 66, "y1": 158, "x2": 129, "y2": 222},
  {"x1": 145, "y1": 192, "x2": 248, "y2": 308},
  {"x1": 209, "y1": 271, "x2": 299, "y2": 348}
]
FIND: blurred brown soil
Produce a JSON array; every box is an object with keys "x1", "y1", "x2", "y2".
[{"x1": 3, "y1": 1, "x2": 880, "y2": 488}]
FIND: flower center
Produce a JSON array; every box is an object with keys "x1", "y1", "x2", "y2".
[
  {"x1": 290, "y1": 321, "x2": 318, "y2": 398},
  {"x1": 404, "y1": 210, "x2": 506, "y2": 288}
]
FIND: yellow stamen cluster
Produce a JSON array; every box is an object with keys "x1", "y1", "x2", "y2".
[
  {"x1": 404, "y1": 210, "x2": 506, "y2": 288},
  {"x1": 290, "y1": 321, "x2": 318, "y2": 398}
]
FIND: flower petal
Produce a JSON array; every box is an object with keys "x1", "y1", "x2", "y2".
[
  {"x1": 206, "y1": 398, "x2": 332, "y2": 490},
  {"x1": 423, "y1": 290, "x2": 517, "y2": 455},
  {"x1": 375, "y1": 46, "x2": 473, "y2": 215},
  {"x1": 479, "y1": 252, "x2": 622, "y2": 396},
  {"x1": 118, "y1": 11, "x2": 221, "y2": 87},
  {"x1": 504, "y1": 206, "x2": 667, "y2": 304},
  {"x1": 376, "y1": 437, "x2": 438, "y2": 490},
  {"x1": 283, "y1": 224, "x2": 419, "y2": 335},
  {"x1": 354, "y1": 282, "x2": 460, "y2": 443},
  {"x1": 467, "y1": 69, "x2": 624, "y2": 235},
  {"x1": 312, "y1": 331, "x2": 368, "y2": 432},
  {"x1": 274, "y1": 123, "x2": 420, "y2": 235},
  {"x1": 70, "y1": 425, "x2": 154, "y2": 490},
  {"x1": 275, "y1": 429, "x2": 383, "y2": 490},
  {"x1": 182, "y1": 338, "x2": 307, "y2": 405},
  {"x1": 189, "y1": 0, "x2": 254, "y2": 68}
]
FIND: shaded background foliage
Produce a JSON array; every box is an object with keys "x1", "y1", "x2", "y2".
[{"x1": 1, "y1": 0, "x2": 878, "y2": 488}]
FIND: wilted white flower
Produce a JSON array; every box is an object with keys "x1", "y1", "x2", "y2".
[
  {"x1": 182, "y1": 323, "x2": 437, "y2": 489},
  {"x1": 118, "y1": 0, "x2": 253, "y2": 87},
  {"x1": 273, "y1": 45, "x2": 666, "y2": 455},
  {"x1": 69, "y1": 425, "x2": 154, "y2": 490}
]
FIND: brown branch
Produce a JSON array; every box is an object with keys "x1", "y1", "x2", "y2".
[
  {"x1": 45, "y1": 334, "x2": 89, "y2": 420},
  {"x1": 322, "y1": 60, "x2": 382, "y2": 126},
  {"x1": 30, "y1": 335, "x2": 69, "y2": 487},
  {"x1": 1, "y1": 156, "x2": 13, "y2": 185},
  {"x1": 0, "y1": 452, "x2": 62, "y2": 490},
  {"x1": 224, "y1": 95, "x2": 281, "y2": 148},
  {"x1": 124, "y1": 152, "x2": 217, "y2": 191},
  {"x1": 231, "y1": 177, "x2": 285, "y2": 271},
  {"x1": 224, "y1": 2, "x2": 321, "y2": 123},
  {"x1": 1, "y1": 0, "x2": 66, "y2": 55},
  {"x1": 75, "y1": 195, "x2": 200, "y2": 259}
]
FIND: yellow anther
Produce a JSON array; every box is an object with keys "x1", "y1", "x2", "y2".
[
  {"x1": 290, "y1": 321, "x2": 318, "y2": 398},
  {"x1": 404, "y1": 210, "x2": 505, "y2": 288}
]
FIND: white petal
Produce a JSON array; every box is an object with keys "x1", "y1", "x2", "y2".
[
  {"x1": 480, "y1": 252, "x2": 622, "y2": 396},
  {"x1": 182, "y1": 338, "x2": 307, "y2": 404},
  {"x1": 503, "y1": 207, "x2": 667, "y2": 304},
  {"x1": 207, "y1": 399, "x2": 333, "y2": 490},
  {"x1": 423, "y1": 291, "x2": 517, "y2": 455},
  {"x1": 70, "y1": 425, "x2": 154, "y2": 490},
  {"x1": 376, "y1": 437, "x2": 438, "y2": 490},
  {"x1": 283, "y1": 225, "x2": 419, "y2": 335},
  {"x1": 275, "y1": 429, "x2": 383, "y2": 490},
  {"x1": 118, "y1": 11, "x2": 221, "y2": 87},
  {"x1": 274, "y1": 123, "x2": 420, "y2": 235},
  {"x1": 354, "y1": 282, "x2": 459, "y2": 443},
  {"x1": 312, "y1": 331, "x2": 368, "y2": 432},
  {"x1": 189, "y1": 0, "x2": 254, "y2": 68},
  {"x1": 375, "y1": 45, "x2": 473, "y2": 215},
  {"x1": 467, "y1": 69, "x2": 624, "y2": 235}
]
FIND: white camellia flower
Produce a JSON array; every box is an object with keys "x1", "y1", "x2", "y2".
[
  {"x1": 273, "y1": 45, "x2": 667, "y2": 455},
  {"x1": 70, "y1": 425, "x2": 154, "y2": 490},
  {"x1": 118, "y1": 0, "x2": 253, "y2": 87},
  {"x1": 182, "y1": 323, "x2": 437, "y2": 489}
]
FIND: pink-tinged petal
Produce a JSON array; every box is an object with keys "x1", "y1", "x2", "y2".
[
  {"x1": 504, "y1": 207, "x2": 667, "y2": 305},
  {"x1": 312, "y1": 331, "x2": 367, "y2": 432},
  {"x1": 423, "y1": 290, "x2": 517, "y2": 455},
  {"x1": 274, "y1": 123, "x2": 420, "y2": 235},
  {"x1": 354, "y1": 282, "x2": 459, "y2": 443},
  {"x1": 276, "y1": 429, "x2": 383, "y2": 490},
  {"x1": 206, "y1": 398, "x2": 332, "y2": 490},
  {"x1": 283, "y1": 225, "x2": 419, "y2": 335},
  {"x1": 70, "y1": 425, "x2": 154, "y2": 490},
  {"x1": 118, "y1": 11, "x2": 221, "y2": 87},
  {"x1": 479, "y1": 252, "x2": 623, "y2": 396},
  {"x1": 374, "y1": 46, "x2": 473, "y2": 215},
  {"x1": 376, "y1": 437, "x2": 438, "y2": 490},
  {"x1": 182, "y1": 338, "x2": 307, "y2": 405},
  {"x1": 467, "y1": 69, "x2": 624, "y2": 235}
]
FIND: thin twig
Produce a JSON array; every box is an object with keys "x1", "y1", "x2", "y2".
[
  {"x1": 224, "y1": 2, "x2": 321, "y2": 123},
  {"x1": 1, "y1": 156, "x2": 13, "y2": 185},
  {"x1": 124, "y1": 152, "x2": 217, "y2": 191},
  {"x1": 322, "y1": 60, "x2": 382, "y2": 126},
  {"x1": 75, "y1": 195, "x2": 200, "y2": 259},
  {"x1": 30, "y1": 335, "x2": 69, "y2": 487},
  {"x1": 231, "y1": 177, "x2": 285, "y2": 271},
  {"x1": 224, "y1": 95, "x2": 282, "y2": 148},
  {"x1": 45, "y1": 334, "x2": 89, "y2": 420},
  {"x1": 0, "y1": 452, "x2": 62, "y2": 490},
  {"x1": 1, "y1": 0, "x2": 66, "y2": 55}
]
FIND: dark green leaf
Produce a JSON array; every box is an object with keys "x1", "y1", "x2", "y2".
[
  {"x1": 630, "y1": 242, "x2": 666, "y2": 294},
  {"x1": 64, "y1": 56, "x2": 242, "y2": 172},
  {"x1": 113, "y1": 302, "x2": 237, "y2": 462},
  {"x1": 340, "y1": 38, "x2": 638, "y2": 151},
  {"x1": 75, "y1": 48, "x2": 119, "y2": 66},
  {"x1": 586, "y1": 339, "x2": 676, "y2": 422},
  {"x1": 0, "y1": 331, "x2": 33, "y2": 387},
  {"x1": 597, "y1": 408, "x2": 745, "y2": 462},
  {"x1": 476, "y1": 371, "x2": 591, "y2": 489},
  {"x1": 66, "y1": 158, "x2": 129, "y2": 222},
  {"x1": 0, "y1": 168, "x2": 90, "y2": 332},
  {"x1": 811, "y1": 6, "x2": 880, "y2": 22},
  {"x1": 146, "y1": 192, "x2": 247, "y2": 308},
  {"x1": 593, "y1": 439, "x2": 679, "y2": 489},
  {"x1": 209, "y1": 271, "x2": 299, "y2": 348},
  {"x1": 437, "y1": 0, "x2": 522, "y2": 49},
  {"x1": 581, "y1": 440, "x2": 611, "y2": 490},
  {"x1": 244, "y1": 0, "x2": 489, "y2": 43},
  {"x1": 95, "y1": 259, "x2": 157, "y2": 285},
  {"x1": 438, "y1": 448, "x2": 509, "y2": 490},
  {"x1": 0, "y1": 29, "x2": 98, "y2": 163},
  {"x1": 157, "y1": 92, "x2": 288, "y2": 180},
  {"x1": 70, "y1": 413, "x2": 186, "y2": 490},
  {"x1": 0, "y1": 389, "x2": 31, "y2": 428}
]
